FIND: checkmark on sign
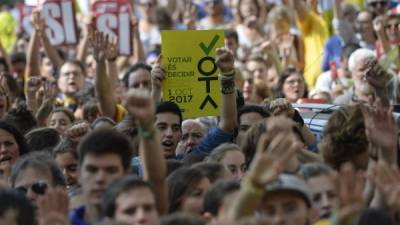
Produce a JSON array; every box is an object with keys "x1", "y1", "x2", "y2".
[{"x1": 199, "y1": 35, "x2": 220, "y2": 56}]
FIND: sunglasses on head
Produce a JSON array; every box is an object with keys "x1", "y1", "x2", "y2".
[
  {"x1": 15, "y1": 182, "x2": 48, "y2": 195},
  {"x1": 368, "y1": 1, "x2": 387, "y2": 7}
]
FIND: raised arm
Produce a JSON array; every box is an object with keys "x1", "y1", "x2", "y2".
[
  {"x1": 76, "y1": 16, "x2": 92, "y2": 62},
  {"x1": 290, "y1": 0, "x2": 307, "y2": 21},
  {"x1": 124, "y1": 88, "x2": 168, "y2": 215},
  {"x1": 150, "y1": 55, "x2": 165, "y2": 103},
  {"x1": 226, "y1": 117, "x2": 300, "y2": 221},
  {"x1": 27, "y1": 11, "x2": 46, "y2": 78},
  {"x1": 33, "y1": 10, "x2": 64, "y2": 70},
  {"x1": 216, "y1": 48, "x2": 237, "y2": 132},
  {"x1": 90, "y1": 31, "x2": 118, "y2": 119}
]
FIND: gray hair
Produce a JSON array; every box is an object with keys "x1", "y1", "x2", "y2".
[
  {"x1": 11, "y1": 152, "x2": 66, "y2": 187},
  {"x1": 348, "y1": 48, "x2": 376, "y2": 72}
]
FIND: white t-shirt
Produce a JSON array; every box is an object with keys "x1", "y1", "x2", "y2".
[{"x1": 315, "y1": 70, "x2": 352, "y2": 92}]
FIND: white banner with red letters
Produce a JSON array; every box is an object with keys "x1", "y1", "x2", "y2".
[{"x1": 91, "y1": 0, "x2": 133, "y2": 55}]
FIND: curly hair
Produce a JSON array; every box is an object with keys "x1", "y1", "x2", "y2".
[{"x1": 319, "y1": 106, "x2": 368, "y2": 170}]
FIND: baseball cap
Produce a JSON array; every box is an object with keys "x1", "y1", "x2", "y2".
[{"x1": 265, "y1": 174, "x2": 312, "y2": 207}]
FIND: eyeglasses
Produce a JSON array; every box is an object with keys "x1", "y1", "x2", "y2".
[
  {"x1": 15, "y1": 182, "x2": 48, "y2": 195},
  {"x1": 368, "y1": 1, "x2": 387, "y2": 7},
  {"x1": 385, "y1": 23, "x2": 400, "y2": 30},
  {"x1": 139, "y1": 2, "x2": 155, "y2": 7}
]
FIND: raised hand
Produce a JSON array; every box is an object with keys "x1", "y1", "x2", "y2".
[
  {"x1": 215, "y1": 48, "x2": 235, "y2": 74},
  {"x1": 269, "y1": 98, "x2": 295, "y2": 118},
  {"x1": 26, "y1": 77, "x2": 42, "y2": 96},
  {"x1": 247, "y1": 117, "x2": 300, "y2": 186},
  {"x1": 41, "y1": 79, "x2": 58, "y2": 104},
  {"x1": 31, "y1": 10, "x2": 46, "y2": 33},
  {"x1": 183, "y1": 0, "x2": 197, "y2": 30},
  {"x1": 89, "y1": 31, "x2": 118, "y2": 62},
  {"x1": 364, "y1": 59, "x2": 391, "y2": 90},
  {"x1": 373, "y1": 16, "x2": 385, "y2": 33},
  {"x1": 64, "y1": 122, "x2": 91, "y2": 143},
  {"x1": 37, "y1": 187, "x2": 69, "y2": 225},
  {"x1": 360, "y1": 98, "x2": 397, "y2": 162},
  {"x1": 369, "y1": 160, "x2": 400, "y2": 211},
  {"x1": 151, "y1": 55, "x2": 166, "y2": 89},
  {"x1": 123, "y1": 89, "x2": 155, "y2": 129},
  {"x1": 337, "y1": 163, "x2": 364, "y2": 223}
]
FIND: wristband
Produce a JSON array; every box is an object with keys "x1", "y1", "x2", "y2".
[
  {"x1": 137, "y1": 123, "x2": 155, "y2": 140},
  {"x1": 221, "y1": 77, "x2": 235, "y2": 95}
]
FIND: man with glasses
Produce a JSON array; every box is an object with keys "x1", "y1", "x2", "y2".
[{"x1": 10, "y1": 152, "x2": 66, "y2": 205}]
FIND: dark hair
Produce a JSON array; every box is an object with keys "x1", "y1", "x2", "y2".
[
  {"x1": 61, "y1": 59, "x2": 85, "y2": 75},
  {"x1": 11, "y1": 151, "x2": 66, "y2": 187},
  {"x1": 298, "y1": 162, "x2": 334, "y2": 181},
  {"x1": 49, "y1": 107, "x2": 75, "y2": 124},
  {"x1": 0, "y1": 188, "x2": 35, "y2": 225},
  {"x1": 52, "y1": 137, "x2": 78, "y2": 159},
  {"x1": 340, "y1": 44, "x2": 361, "y2": 60},
  {"x1": 203, "y1": 180, "x2": 240, "y2": 216},
  {"x1": 1, "y1": 73, "x2": 19, "y2": 97},
  {"x1": 224, "y1": 29, "x2": 239, "y2": 43},
  {"x1": 167, "y1": 167, "x2": 207, "y2": 213},
  {"x1": 102, "y1": 175, "x2": 154, "y2": 218},
  {"x1": 274, "y1": 67, "x2": 308, "y2": 99},
  {"x1": 358, "y1": 208, "x2": 396, "y2": 225},
  {"x1": 0, "y1": 57, "x2": 9, "y2": 72},
  {"x1": 3, "y1": 104, "x2": 37, "y2": 135},
  {"x1": 122, "y1": 62, "x2": 152, "y2": 88},
  {"x1": 10, "y1": 52, "x2": 26, "y2": 64},
  {"x1": 192, "y1": 162, "x2": 227, "y2": 183},
  {"x1": 320, "y1": 106, "x2": 368, "y2": 170},
  {"x1": 25, "y1": 127, "x2": 60, "y2": 153},
  {"x1": 0, "y1": 120, "x2": 29, "y2": 156},
  {"x1": 78, "y1": 129, "x2": 133, "y2": 171},
  {"x1": 156, "y1": 101, "x2": 183, "y2": 125},
  {"x1": 238, "y1": 104, "x2": 270, "y2": 123},
  {"x1": 166, "y1": 159, "x2": 184, "y2": 176},
  {"x1": 82, "y1": 98, "x2": 100, "y2": 124},
  {"x1": 159, "y1": 213, "x2": 206, "y2": 225}
]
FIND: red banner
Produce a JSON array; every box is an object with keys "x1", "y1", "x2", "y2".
[{"x1": 92, "y1": 0, "x2": 132, "y2": 55}]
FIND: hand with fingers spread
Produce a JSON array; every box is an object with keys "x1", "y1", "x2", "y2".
[
  {"x1": 37, "y1": 187, "x2": 69, "y2": 225},
  {"x1": 337, "y1": 163, "x2": 364, "y2": 223},
  {"x1": 360, "y1": 98, "x2": 397, "y2": 162},
  {"x1": 215, "y1": 48, "x2": 235, "y2": 74},
  {"x1": 369, "y1": 160, "x2": 400, "y2": 211},
  {"x1": 123, "y1": 89, "x2": 155, "y2": 129},
  {"x1": 41, "y1": 80, "x2": 58, "y2": 104},
  {"x1": 247, "y1": 116, "x2": 300, "y2": 187},
  {"x1": 26, "y1": 77, "x2": 42, "y2": 97},
  {"x1": 89, "y1": 31, "x2": 118, "y2": 62},
  {"x1": 64, "y1": 122, "x2": 91, "y2": 143}
]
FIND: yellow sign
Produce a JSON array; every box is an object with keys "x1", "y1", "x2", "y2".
[{"x1": 162, "y1": 30, "x2": 224, "y2": 119}]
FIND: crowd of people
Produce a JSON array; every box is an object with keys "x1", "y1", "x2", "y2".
[{"x1": 0, "y1": 0, "x2": 399, "y2": 225}]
